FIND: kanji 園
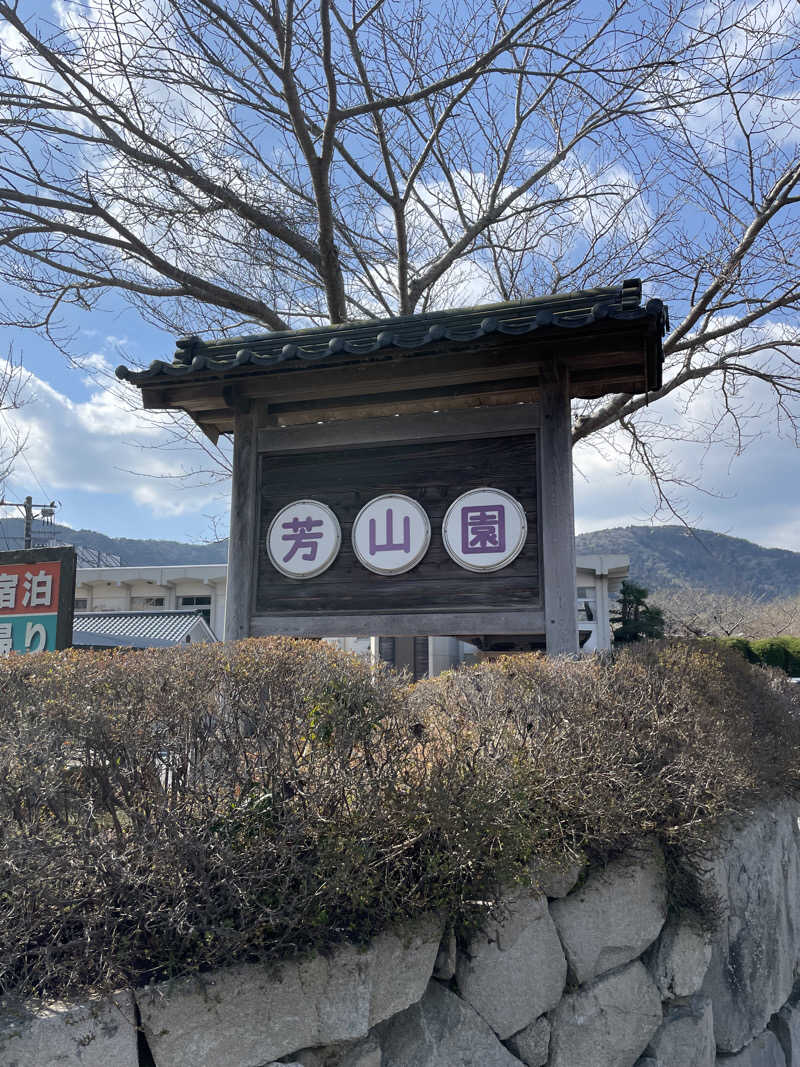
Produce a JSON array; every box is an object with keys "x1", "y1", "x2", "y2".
[{"x1": 461, "y1": 505, "x2": 506, "y2": 554}]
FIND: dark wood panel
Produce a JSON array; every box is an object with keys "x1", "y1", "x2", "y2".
[
  {"x1": 257, "y1": 404, "x2": 539, "y2": 453},
  {"x1": 255, "y1": 435, "x2": 539, "y2": 616},
  {"x1": 414, "y1": 636, "x2": 429, "y2": 681}
]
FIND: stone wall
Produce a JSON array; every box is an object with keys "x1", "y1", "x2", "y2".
[{"x1": 4, "y1": 799, "x2": 800, "y2": 1067}]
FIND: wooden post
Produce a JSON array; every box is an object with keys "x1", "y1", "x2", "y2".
[
  {"x1": 596, "y1": 562, "x2": 611, "y2": 649},
  {"x1": 224, "y1": 409, "x2": 258, "y2": 641},
  {"x1": 540, "y1": 364, "x2": 578, "y2": 654}
]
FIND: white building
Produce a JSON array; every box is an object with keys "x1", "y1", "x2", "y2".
[
  {"x1": 74, "y1": 553, "x2": 627, "y2": 670},
  {"x1": 575, "y1": 554, "x2": 629, "y2": 653},
  {"x1": 75, "y1": 565, "x2": 227, "y2": 638}
]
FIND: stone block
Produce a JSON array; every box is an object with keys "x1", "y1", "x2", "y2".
[
  {"x1": 137, "y1": 914, "x2": 441, "y2": 1067},
  {"x1": 548, "y1": 960, "x2": 663, "y2": 1067},
  {"x1": 137, "y1": 953, "x2": 359, "y2": 1067},
  {"x1": 339, "y1": 1035, "x2": 382, "y2": 1067},
  {"x1": 377, "y1": 980, "x2": 520, "y2": 1066},
  {"x1": 700, "y1": 800, "x2": 800, "y2": 1053},
  {"x1": 549, "y1": 839, "x2": 667, "y2": 984},
  {"x1": 455, "y1": 890, "x2": 566, "y2": 1038},
  {"x1": 284, "y1": 1034, "x2": 381, "y2": 1067},
  {"x1": 770, "y1": 995, "x2": 800, "y2": 1066},
  {"x1": 530, "y1": 856, "x2": 584, "y2": 899},
  {"x1": 282, "y1": 1052, "x2": 325, "y2": 1067},
  {"x1": 365, "y1": 915, "x2": 442, "y2": 1029},
  {"x1": 649, "y1": 915, "x2": 712, "y2": 998},
  {"x1": 0, "y1": 991, "x2": 138, "y2": 1067},
  {"x1": 716, "y1": 1029, "x2": 786, "y2": 1066},
  {"x1": 506, "y1": 1015, "x2": 550, "y2": 1066},
  {"x1": 645, "y1": 995, "x2": 715, "y2": 1067}
]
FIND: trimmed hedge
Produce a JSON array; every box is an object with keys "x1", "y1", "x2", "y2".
[
  {"x1": 716, "y1": 636, "x2": 800, "y2": 676},
  {"x1": 0, "y1": 637, "x2": 798, "y2": 1001}
]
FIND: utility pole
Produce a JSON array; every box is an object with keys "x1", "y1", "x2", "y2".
[
  {"x1": 0, "y1": 496, "x2": 57, "y2": 549},
  {"x1": 23, "y1": 495, "x2": 32, "y2": 550}
]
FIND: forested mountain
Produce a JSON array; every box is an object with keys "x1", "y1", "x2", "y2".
[
  {"x1": 576, "y1": 526, "x2": 800, "y2": 599},
  {"x1": 0, "y1": 517, "x2": 227, "y2": 566}
]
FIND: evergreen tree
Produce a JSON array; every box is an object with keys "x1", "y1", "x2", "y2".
[{"x1": 612, "y1": 581, "x2": 665, "y2": 643}]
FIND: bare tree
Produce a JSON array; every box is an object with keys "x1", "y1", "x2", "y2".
[
  {"x1": 0, "y1": 0, "x2": 798, "y2": 493},
  {"x1": 657, "y1": 588, "x2": 800, "y2": 639},
  {"x1": 0, "y1": 347, "x2": 27, "y2": 492}
]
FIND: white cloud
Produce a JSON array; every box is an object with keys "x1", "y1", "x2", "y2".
[
  {"x1": 573, "y1": 365, "x2": 800, "y2": 551},
  {"x1": 1, "y1": 357, "x2": 231, "y2": 518},
  {"x1": 547, "y1": 160, "x2": 654, "y2": 244},
  {"x1": 649, "y1": 0, "x2": 800, "y2": 151}
]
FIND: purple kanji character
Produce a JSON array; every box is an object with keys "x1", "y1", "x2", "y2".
[
  {"x1": 461, "y1": 505, "x2": 506, "y2": 554},
  {"x1": 281, "y1": 515, "x2": 324, "y2": 562},
  {"x1": 368, "y1": 507, "x2": 411, "y2": 555}
]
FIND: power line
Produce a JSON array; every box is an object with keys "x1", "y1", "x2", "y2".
[{"x1": 19, "y1": 449, "x2": 50, "y2": 503}]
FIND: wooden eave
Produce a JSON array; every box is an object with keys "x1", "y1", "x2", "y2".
[{"x1": 140, "y1": 315, "x2": 662, "y2": 440}]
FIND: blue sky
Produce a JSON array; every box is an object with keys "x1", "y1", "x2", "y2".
[{"x1": 0, "y1": 301, "x2": 234, "y2": 544}]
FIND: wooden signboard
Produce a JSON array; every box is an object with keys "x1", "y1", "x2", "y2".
[
  {"x1": 116, "y1": 281, "x2": 667, "y2": 652},
  {"x1": 0, "y1": 546, "x2": 77, "y2": 654},
  {"x1": 240, "y1": 403, "x2": 557, "y2": 639},
  {"x1": 256, "y1": 432, "x2": 539, "y2": 628}
]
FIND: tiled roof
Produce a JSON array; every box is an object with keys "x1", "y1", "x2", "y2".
[
  {"x1": 116, "y1": 279, "x2": 668, "y2": 386},
  {"x1": 73, "y1": 609, "x2": 215, "y2": 648}
]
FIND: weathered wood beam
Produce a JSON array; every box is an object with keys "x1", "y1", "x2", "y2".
[
  {"x1": 201, "y1": 373, "x2": 643, "y2": 435},
  {"x1": 570, "y1": 364, "x2": 643, "y2": 384},
  {"x1": 268, "y1": 387, "x2": 539, "y2": 426},
  {"x1": 224, "y1": 409, "x2": 258, "y2": 641},
  {"x1": 257, "y1": 403, "x2": 540, "y2": 453},
  {"x1": 539, "y1": 362, "x2": 578, "y2": 655},
  {"x1": 150, "y1": 354, "x2": 546, "y2": 412},
  {"x1": 249, "y1": 609, "x2": 546, "y2": 637},
  {"x1": 271, "y1": 376, "x2": 538, "y2": 414}
]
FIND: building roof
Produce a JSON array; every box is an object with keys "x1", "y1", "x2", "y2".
[
  {"x1": 73, "y1": 609, "x2": 216, "y2": 649},
  {"x1": 116, "y1": 279, "x2": 666, "y2": 387},
  {"x1": 575, "y1": 554, "x2": 629, "y2": 577},
  {"x1": 116, "y1": 280, "x2": 667, "y2": 439}
]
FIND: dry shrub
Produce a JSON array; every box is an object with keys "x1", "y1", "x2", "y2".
[
  {"x1": 412, "y1": 642, "x2": 800, "y2": 862},
  {"x1": 0, "y1": 637, "x2": 798, "y2": 1001}
]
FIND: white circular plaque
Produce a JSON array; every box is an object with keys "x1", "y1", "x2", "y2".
[
  {"x1": 442, "y1": 487, "x2": 527, "y2": 572},
  {"x1": 351, "y1": 494, "x2": 431, "y2": 575},
  {"x1": 267, "y1": 500, "x2": 341, "y2": 579}
]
